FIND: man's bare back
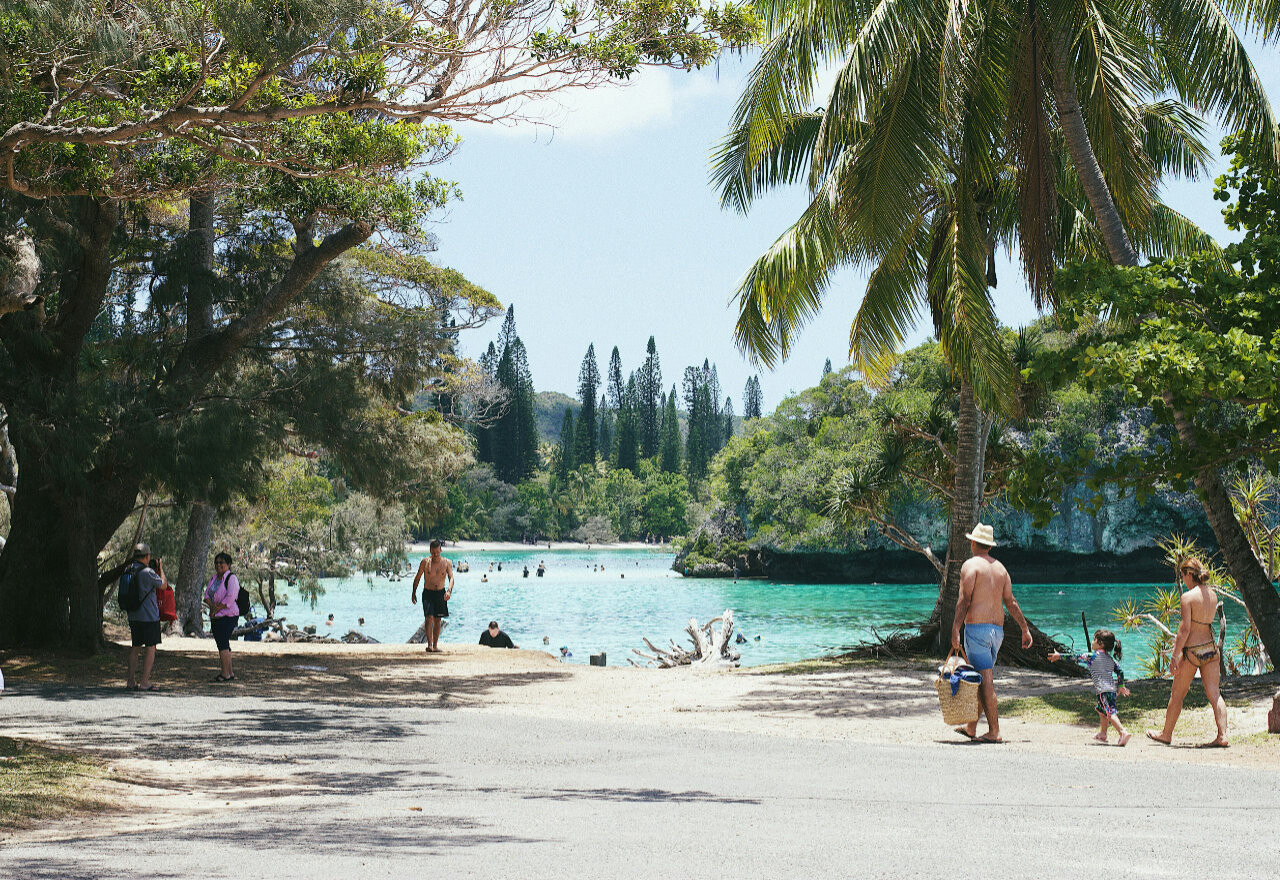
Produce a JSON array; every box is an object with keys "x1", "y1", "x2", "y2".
[{"x1": 958, "y1": 554, "x2": 1012, "y2": 626}]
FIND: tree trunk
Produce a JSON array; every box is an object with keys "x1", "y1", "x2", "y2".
[
  {"x1": 1164, "y1": 394, "x2": 1280, "y2": 664},
  {"x1": 176, "y1": 502, "x2": 214, "y2": 635},
  {"x1": 928, "y1": 376, "x2": 982, "y2": 653},
  {"x1": 1050, "y1": 27, "x2": 1140, "y2": 268},
  {"x1": 172, "y1": 193, "x2": 219, "y2": 636},
  {"x1": 1193, "y1": 466, "x2": 1280, "y2": 663},
  {"x1": 0, "y1": 232, "x2": 41, "y2": 317},
  {"x1": 0, "y1": 454, "x2": 141, "y2": 652}
]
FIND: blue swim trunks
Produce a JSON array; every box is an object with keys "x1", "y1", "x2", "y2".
[{"x1": 963, "y1": 623, "x2": 1004, "y2": 671}]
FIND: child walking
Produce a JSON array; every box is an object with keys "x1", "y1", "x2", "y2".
[{"x1": 1049, "y1": 629, "x2": 1132, "y2": 746}]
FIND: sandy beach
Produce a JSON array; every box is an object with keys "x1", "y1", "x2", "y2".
[{"x1": 7, "y1": 637, "x2": 1275, "y2": 767}]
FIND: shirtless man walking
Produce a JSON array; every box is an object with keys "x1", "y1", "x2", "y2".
[
  {"x1": 411, "y1": 539, "x2": 454, "y2": 653},
  {"x1": 950, "y1": 523, "x2": 1032, "y2": 743}
]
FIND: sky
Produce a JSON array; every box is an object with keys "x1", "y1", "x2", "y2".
[{"x1": 429, "y1": 40, "x2": 1280, "y2": 414}]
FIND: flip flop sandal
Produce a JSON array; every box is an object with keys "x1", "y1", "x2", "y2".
[
  {"x1": 1145, "y1": 732, "x2": 1172, "y2": 745},
  {"x1": 140, "y1": 684, "x2": 161, "y2": 692},
  {"x1": 212, "y1": 675, "x2": 235, "y2": 682}
]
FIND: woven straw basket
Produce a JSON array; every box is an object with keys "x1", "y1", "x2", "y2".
[{"x1": 934, "y1": 651, "x2": 981, "y2": 726}]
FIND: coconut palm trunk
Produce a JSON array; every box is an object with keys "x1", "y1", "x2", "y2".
[
  {"x1": 929, "y1": 375, "x2": 982, "y2": 652},
  {"x1": 1049, "y1": 28, "x2": 1139, "y2": 268}
]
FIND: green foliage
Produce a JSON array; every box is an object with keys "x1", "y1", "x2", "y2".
[
  {"x1": 216, "y1": 457, "x2": 413, "y2": 613},
  {"x1": 474, "y1": 307, "x2": 539, "y2": 484},
  {"x1": 705, "y1": 339, "x2": 1209, "y2": 555},
  {"x1": 1045, "y1": 136, "x2": 1280, "y2": 491},
  {"x1": 0, "y1": 0, "x2": 758, "y2": 199},
  {"x1": 576, "y1": 344, "x2": 601, "y2": 464}
]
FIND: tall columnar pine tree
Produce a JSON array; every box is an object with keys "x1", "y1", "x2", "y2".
[
  {"x1": 491, "y1": 337, "x2": 539, "y2": 483},
  {"x1": 557, "y1": 407, "x2": 577, "y2": 479},
  {"x1": 743, "y1": 375, "x2": 763, "y2": 419},
  {"x1": 597, "y1": 393, "x2": 612, "y2": 461},
  {"x1": 683, "y1": 361, "x2": 726, "y2": 481},
  {"x1": 660, "y1": 387, "x2": 682, "y2": 474},
  {"x1": 822, "y1": 359, "x2": 832, "y2": 378},
  {"x1": 475, "y1": 341, "x2": 501, "y2": 464},
  {"x1": 722, "y1": 397, "x2": 735, "y2": 447},
  {"x1": 607, "y1": 346, "x2": 625, "y2": 412},
  {"x1": 638, "y1": 336, "x2": 663, "y2": 458},
  {"x1": 616, "y1": 375, "x2": 641, "y2": 473},
  {"x1": 576, "y1": 345, "x2": 601, "y2": 464}
]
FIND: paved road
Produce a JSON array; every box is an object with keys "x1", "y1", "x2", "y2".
[{"x1": 2, "y1": 684, "x2": 1278, "y2": 879}]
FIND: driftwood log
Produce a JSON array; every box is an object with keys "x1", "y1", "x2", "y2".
[
  {"x1": 407, "y1": 619, "x2": 448, "y2": 644},
  {"x1": 632, "y1": 610, "x2": 741, "y2": 668}
]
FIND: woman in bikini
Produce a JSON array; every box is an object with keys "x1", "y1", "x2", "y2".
[{"x1": 1147, "y1": 558, "x2": 1228, "y2": 747}]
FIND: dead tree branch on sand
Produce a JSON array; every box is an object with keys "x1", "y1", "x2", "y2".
[{"x1": 632, "y1": 610, "x2": 740, "y2": 668}]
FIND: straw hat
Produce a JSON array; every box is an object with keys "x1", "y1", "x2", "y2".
[{"x1": 964, "y1": 523, "x2": 997, "y2": 547}]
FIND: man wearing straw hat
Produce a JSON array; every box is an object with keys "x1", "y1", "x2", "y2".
[{"x1": 950, "y1": 523, "x2": 1032, "y2": 743}]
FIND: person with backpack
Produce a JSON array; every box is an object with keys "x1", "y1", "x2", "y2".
[
  {"x1": 204, "y1": 552, "x2": 243, "y2": 682},
  {"x1": 122, "y1": 543, "x2": 166, "y2": 691}
]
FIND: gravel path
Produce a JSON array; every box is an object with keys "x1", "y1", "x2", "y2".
[{"x1": 2, "y1": 645, "x2": 1277, "y2": 878}]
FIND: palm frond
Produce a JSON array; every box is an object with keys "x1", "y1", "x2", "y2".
[
  {"x1": 847, "y1": 210, "x2": 930, "y2": 386},
  {"x1": 1133, "y1": 203, "x2": 1219, "y2": 261},
  {"x1": 711, "y1": 110, "x2": 826, "y2": 213},
  {"x1": 1138, "y1": 99, "x2": 1213, "y2": 179},
  {"x1": 732, "y1": 174, "x2": 852, "y2": 367},
  {"x1": 1008, "y1": 7, "x2": 1059, "y2": 308},
  {"x1": 1153, "y1": 0, "x2": 1280, "y2": 166}
]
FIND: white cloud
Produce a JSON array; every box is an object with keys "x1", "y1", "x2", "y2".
[{"x1": 464, "y1": 66, "x2": 739, "y2": 143}]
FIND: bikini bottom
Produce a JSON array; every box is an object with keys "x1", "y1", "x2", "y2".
[{"x1": 1182, "y1": 642, "x2": 1219, "y2": 668}]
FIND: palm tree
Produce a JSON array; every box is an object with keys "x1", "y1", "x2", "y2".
[{"x1": 713, "y1": 0, "x2": 1215, "y2": 653}]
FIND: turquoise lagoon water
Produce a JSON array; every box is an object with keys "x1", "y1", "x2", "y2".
[{"x1": 287, "y1": 547, "x2": 1168, "y2": 668}]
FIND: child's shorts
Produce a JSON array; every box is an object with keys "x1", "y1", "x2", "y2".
[{"x1": 1095, "y1": 691, "x2": 1119, "y2": 717}]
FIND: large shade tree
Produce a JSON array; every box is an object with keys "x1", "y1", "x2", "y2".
[{"x1": 0, "y1": 0, "x2": 757, "y2": 651}]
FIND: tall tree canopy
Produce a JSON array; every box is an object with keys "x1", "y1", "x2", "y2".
[
  {"x1": 637, "y1": 336, "x2": 663, "y2": 458},
  {"x1": 576, "y1": 344, "x2": 601, "y2": 464},
  {"x1": 1044, "y1": 136, "x2": 1280, "y2": 661}
]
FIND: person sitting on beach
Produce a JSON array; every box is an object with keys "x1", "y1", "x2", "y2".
[
  {"x1": 1147, "y1": 557, "x2": 1229, "y2": 747},
  {"x1": 559, "y1": 646, "x2": 572, "y2": 658},
  {"x1": 479, "y1": 621, "x2": 516, "y2": 649},
  {"x1": 1049, "y1": 629, "x2": 1132, "y2": 746}
]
